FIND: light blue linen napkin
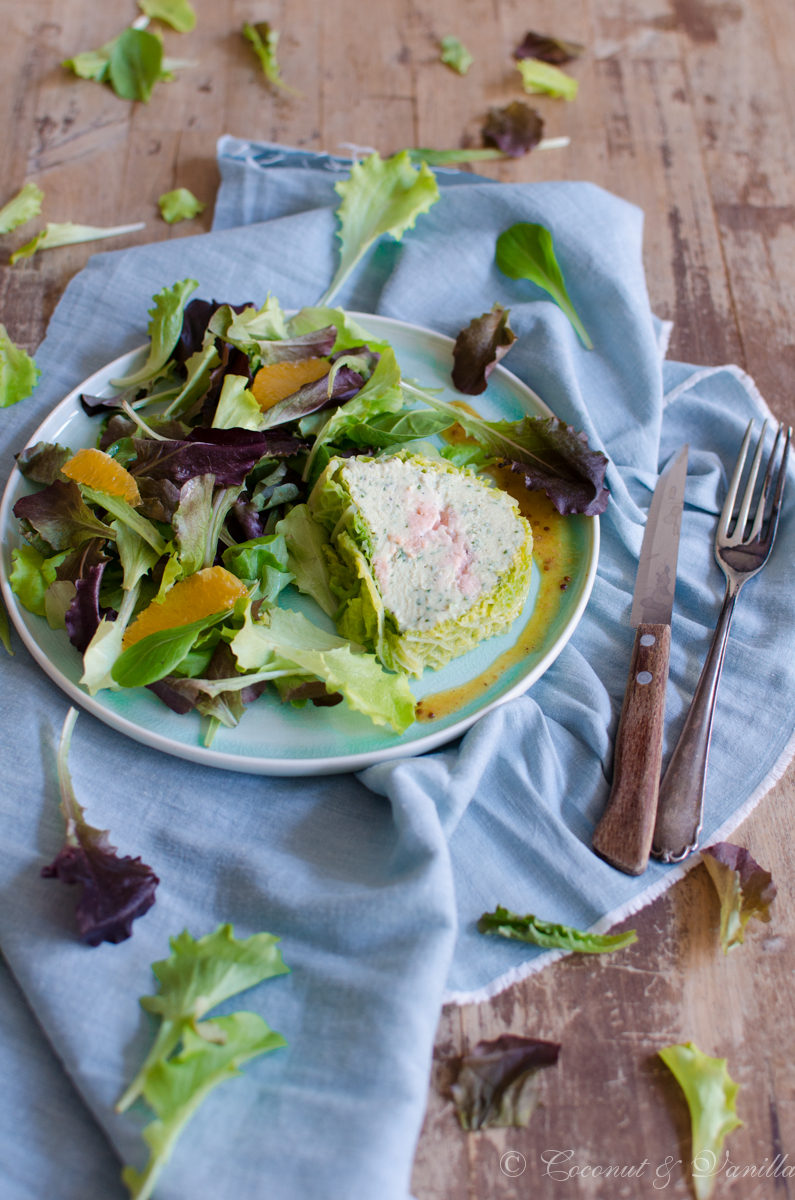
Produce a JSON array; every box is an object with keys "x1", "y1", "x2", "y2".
[{"x1": 1, "y1": 138, "x2": 793, "y2": 1199}]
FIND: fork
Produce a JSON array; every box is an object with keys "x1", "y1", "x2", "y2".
[{"x1": 651, "y1": 419, "x2": 791, "y2": 863}]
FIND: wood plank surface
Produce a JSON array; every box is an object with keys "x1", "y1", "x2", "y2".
[{"x1": 2, "y1": 1, "x2": 794, "y2": 1196}]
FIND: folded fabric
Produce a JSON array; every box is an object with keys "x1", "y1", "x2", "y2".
[{"x1": 1, "y1": 138, "x2": 792, "y2": 1200}]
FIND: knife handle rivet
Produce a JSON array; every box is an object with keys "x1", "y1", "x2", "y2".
[
  {"x1": 636, "y1": 671, "x2": 653, "y2": 685},
  {"x1": 640, "y1": 634, "x2": 656, "y2": 647}
]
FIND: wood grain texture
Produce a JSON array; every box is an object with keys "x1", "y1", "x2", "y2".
[
  {"x1": 593, "y1": 623, "x2": 672, "y2": 876},
  {"x1": 1, "y1": 1, "x2": 794, "y2": 1195}
]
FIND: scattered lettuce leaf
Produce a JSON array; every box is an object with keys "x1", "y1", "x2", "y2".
[
  {"x1": 440, "y1": 36, "x2": 473, "y2": 75},
  {"x1": 15, "y1": 441, "x2": 72, "y2": 483},
  {"x1": 276, "y1": 505, "x2": 338, "y2": 616},
  {"x1": 111, "y1": 611, "x2": 228, "y2": 688},
  {"x1": 702, "y1": 843, "x2": 776, "y2": 954},
  {"x1": 13, "y1": 480, "x2": 112, "y2": 551},
  {"x1": 514, "y1": 31, "x2": 585, "y2": 65},
  {"x1": 658, "y1": 1043, "x2": 742, "y2": 1200},
  {"x1": 319, "y1": 151, "x2": 440, "y2": 305},
  {"x1": 41, "y1": 707, "x2": 159, "y2": 945},
  {"x1": 138, "y1": 0, "x2": 196, "y2": 32},
  {"x1": 0, "y1": 325, "x2": 41, "y2": 407},
  {"x1": 9, "y1": 545, "x2": 69, "y2": 616},
  {"x1": 478, "y1": 906, "x2": 637, "y2": 953},
  {"x1": 401, "y1": 383, "x2": 609, "y2": 515},
  {"x1": 451, "y1": 1035, "x2": 560, "y2": 1130},
  {"x1": 243, "y1": 21, "x2": 301, "y2": 95},
  {"x1": 110, "y1": 27, "x2": 164, "y2": 101},
  {"x1": 496, "y1": 222, "x2": 592, "y2": 348},
  {"x1": 407, "y1": 148, "x2": 505, "y2": 167},
  {"x1": 10, "y1": 221, "x2": 145, "y2": 264},
  {"x1": 0, "y1": 594, "x2": 13, "y2": 655},
  {"x1": 211, "y1": 375, "x2": 262, "y2": 431},
  {"x1": 63, "y1": 46, "x2": 113, "y2": 82},
  {"x1": 0, "y1": 182, "x2": 44, "y2": 234},
  {"x1": 158, "y1": 188, "x2": 205, "y2": 224},
  {"x1": 516, "y1": 58, "x2": 579, "y2": 100},
  {"x1": 482, "y1": 102, "x2": 544, "y2": 158},
  {"x1": 111, "y1": 279, "x2": 199, "y2": 388},
  {"x1": 123, "y1": 1012, "x2": 286, "y2": 1200},
  {"x1": 452, "y1": 305, "x2": 516, "y2": 395},
  {"x1": 117, "y1": 923, "x2": 289, "y2": 1113}
]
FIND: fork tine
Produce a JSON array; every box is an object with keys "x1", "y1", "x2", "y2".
[
  {"x1": 761, "y1": 424, "x2": 791, "y2": 548},
  {"x1": 717, "y1": 419, "x2": 754, "y2": 540},
  {"x1": 748, "y1": 423, "x2": 782, "y2": 542},
  {"x1": 733, "y1": 418, "x2": 768, "y2": 539}
]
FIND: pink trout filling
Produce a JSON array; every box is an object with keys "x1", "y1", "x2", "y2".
[{"x1": 373, "y1": 487, "x2": 481, "y2": 600}]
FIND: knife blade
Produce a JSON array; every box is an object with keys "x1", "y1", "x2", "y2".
[{"x1": 591, "y1": 445, "x2": 689, "y2": 875}]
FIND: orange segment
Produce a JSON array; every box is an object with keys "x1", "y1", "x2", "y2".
[
  {"x1": 122, "y1": 566, "x2": 248, "y2": 649},
  {"x1": 252, "y1": 357, "x2": 330, "y2": 411},
  {"x1": 62, "y1": 447, "x2": 142, "y2": 506}
]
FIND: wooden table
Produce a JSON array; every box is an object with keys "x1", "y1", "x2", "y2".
[{"x1": 3, "y1": 2, "x2": 794, "y2": 1195}]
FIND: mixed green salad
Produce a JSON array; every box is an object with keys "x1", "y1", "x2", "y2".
[{"x1": 9, "y1": 279, "x2": 608, "y2": 745}]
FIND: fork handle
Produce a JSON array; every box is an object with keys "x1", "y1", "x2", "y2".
[
  {"x1": 592, "y1": 623, "x2": 671, "y2": 876},
  {"x1": 651, "y1": 582, "x2": 739, "y2": 862}
]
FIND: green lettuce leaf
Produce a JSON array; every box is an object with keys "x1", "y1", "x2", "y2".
[
  {"x1": 63, "y1": 46, "x2": 113, "y2": 82},
  {"x1": 110, "y1": 27, "x2": 163, "y2": 102},
  {"x1": 162, "y1": 331, "x2": 220, "y2": 418},
  {"x1": 80, "y1": 582, "x2": 141, "y2": 694},
  {"x1": 319, "y1": 151, "x2": 440, "y2": 305},
  {"x1": 517, "y1": 57, "x2": 578, "y2": 100},
  {"x1": 212, "y1": 295, "x2": 290, "y2": 350},
  {"x1": 658, "y1": 1043, "x2": 742, "y2": 1200},
  {"x1": 44, "y1": 580, "x2": 77, "y2": 630},
  {"x1": 275, "y1": 504, "x2": 338, "y2": 616},
  {"x1": 111, "y1": 278, "x2": 198, "y2": 388},
  {"x1": 12, "y1": 220, "x2": 144, "y2": 264},
  {"x1": 495, "y1": 221, "x2": 592, "y2": 348},
  {"x1": 407, "y1": 148, "x2": 505, "y2": 167},
  {"x1": 112, "y1": 520, "x2": 160, "y2": 591},
  {"x1": 211, "y1": 375, "x2": 262, "y2": 431},
  {"x1": 0, "y1": 324, "x2": 40, "y2": 407},
  {"x1": 242, "y1": 21, "x2": 301, "y2": 95},
  {"x1": 80, "y1": 486, "x2": 167, "y2": 554},
  {"x1": 117, "y1": 923, "x2": 289, "y2": 1113},
  {"x1": 9, "y1": 545, "x2": 69, "y2": 617},
  {"x1": 0, "y1": 594, "x2": 12, "y2": 655},
  {"x1": 440, "y1": 36, "x2": 473, "y2": 74},
  {"x1": 0, "y1": 182, "x2": 44, "y2": 234},
  {"x1": 111, "y1": 611, "x2": 228, "y2": 688},
  {"x1": 701, "y1": 843, "x2": 776, "y2": 954},
  {"x1": 173, "y1": 475, "x2": 213, "y2": 575},
  {"x1": 123, "y1": 1012, "x2": 285, "y2": 1200},
  {"x1": 222, "y1": 534, "x2": 293, "y2": 603},
  {"x1": 451, "y1": 1036, "x2": 560, "y2": 1131},
  {"x1": 138, "y1": 0, "x2": 196, "y2": 32},
  {"x1": 345, "y1": 407, "x2": 455, "y2": 448},
  {"x1": 478, "y1": 907, "x2": 637, "y2": 953},
  {"x1": 158, "y1": 188, "x2": 205, "y2": 224},
  {"x1": 287, "y1": 306, "x2": 390, "y2": 354}
]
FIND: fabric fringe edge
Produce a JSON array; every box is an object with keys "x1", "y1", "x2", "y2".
[{"x1": 443, "y1": 720, "x2": 795, "y2": 1007}]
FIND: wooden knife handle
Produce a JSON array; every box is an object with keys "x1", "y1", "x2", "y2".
[{"x1": 592, "y1": 623, "x2": 671, "y2": 876}]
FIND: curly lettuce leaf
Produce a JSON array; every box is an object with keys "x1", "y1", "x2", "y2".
[
  {"x1": 478, "y1": 906, "x2": 637, "y2": 953},
  {"x1": 138, "y1": 0, "x2": 196, "y2": 32},
  {"x1": 243, "y1": 21, "x2": 301, "y2": 95},
  {"x1": 440, "y1": 36, "x2": 473, "y2": 74},
  {"x1": 451, "y1": 1035, "x2": 560, "y2": 1131},
  {"x1": 702, "y1": 843, "x2": 776, "y2": 954},
  {"x1": 0, "y1": 182, "x2": 44, "y2": 234},
  {"x1": 401, "y1": 383, "x2": 609, "y2": 515},
  {"x1": 516, "y1": 58, "x2": 578, "y2": 100},
  {"x1": 10, "y1": 545, "x2": 69, "y2": 616},
  {"x1": 482, "y1": 102, "x2": 544, "y2": 158},
  {"x1": 496, "y1": 222, "x2": 592, "y2": 348},
  {"x1": 10, "y1": 221, "x2": 145, "y2": 264},
  {"x1": 13, "y1": 480, "x2": 113, "y2": 551},
  {"x1": 158, "y1": 187, "x2": 205, "y2": 224},
  {"x1": 41, "y1": 708, "x2": 159, "y2": 945},
  {"x1": 452, "y1": 305, "x2": 516, "y2": 395},
  {"x1": 276, "y1": 505, "x2": 338, "y2": 616},
  {"x1": 0, "y1": 324, "x2": 41, "y2": 407},
  {"x1": 15, "y1": 441, "x2": 72, "y2": 483},
  {"x1": 123, "y1": 1012, "x2": 285, "y2": 1200},
  {"x1": 658, "y1": 1043, "x2": 742, "y2": 1200},
  {"x1": 319, "y1": 151, "x2": 440, "y2": 305},
  {"x1": 118, "y1": 923, "x2": 289, "y2": 1113},
  {"x1": 514, "y1": 31, "x2": 585, "y2": 65},
  {"x1": 213, "y1": 295, "x2": 290, "y2": 350},
  {"x1": 222, "y1": 534, "x2": 293, "y2": 603},
  {"x1": 111, "y1": 279, "x2": 199, "y2": 388}
]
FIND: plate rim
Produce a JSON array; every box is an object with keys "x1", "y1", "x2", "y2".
[{"x1": 0, "y1": 312, "x2": 600, "y2": 776}]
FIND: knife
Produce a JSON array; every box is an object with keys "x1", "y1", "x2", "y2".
[{"x1": 592, "y1": 445, "x2": 689, "y2": 876}]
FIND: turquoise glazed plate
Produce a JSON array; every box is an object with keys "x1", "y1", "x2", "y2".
[{"x1": 0, "y1": 314, "x2": 599, "y2": 775}]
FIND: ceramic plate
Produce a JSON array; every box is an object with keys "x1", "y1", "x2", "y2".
[{"x1": 0, "y1": 314, "x2": 599, "y2": 775}]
